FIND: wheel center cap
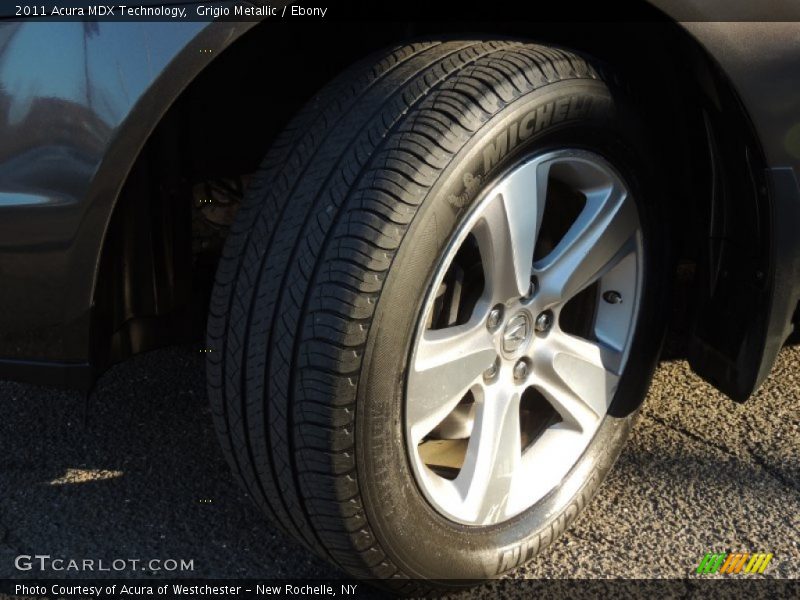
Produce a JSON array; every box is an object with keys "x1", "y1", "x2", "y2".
[{"x1": 502, "y1": 311, "x2": 532, "y2": 355}]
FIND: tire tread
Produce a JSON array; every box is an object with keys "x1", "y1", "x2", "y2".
[{"x1": 207, "y1": 39, "x2": 610, "y2": 582}]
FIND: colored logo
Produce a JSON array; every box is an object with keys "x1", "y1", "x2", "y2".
[{"x1": 696, "y1": 552, "x2": 773, "y2": 575}]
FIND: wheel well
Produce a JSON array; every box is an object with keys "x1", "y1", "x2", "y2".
[{"x1": 91, "y1": 15, "x2": 762, "y2": 370}]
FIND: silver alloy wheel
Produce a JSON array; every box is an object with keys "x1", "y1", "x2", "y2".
[{"x1": 405, "y1": 149, "x2": 643, "y2": 526}]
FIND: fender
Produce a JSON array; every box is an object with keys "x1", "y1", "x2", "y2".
[
  {"x1": 648, "y1": 1, "x2": 800, "y2": 398},
  {"x1": 0, "y1": 18, "x2": 258, "y2": 388},
  {"x1": 2, "y1": 2, "x2": 799, "y2": 398}
]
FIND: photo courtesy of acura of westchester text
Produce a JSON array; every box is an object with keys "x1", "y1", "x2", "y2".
[{"x1": 0, "y1": 0, "x2": 798, "y2": 597}]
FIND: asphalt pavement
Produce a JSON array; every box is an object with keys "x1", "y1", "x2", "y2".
[{"x1": 0, "y1": 343, "x2": 797, "y2": 588}]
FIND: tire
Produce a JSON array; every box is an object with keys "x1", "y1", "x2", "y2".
[{"x1": 207, "y1": 40, "x2": 668, "y2": 586}]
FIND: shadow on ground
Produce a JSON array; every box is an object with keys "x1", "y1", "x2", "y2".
[
  {"x1": 0, "y1": 344, "x2": 797, "y2": 582},
  {"x1": 0, "y1": 346, "x2": 338, "y2": 580}
]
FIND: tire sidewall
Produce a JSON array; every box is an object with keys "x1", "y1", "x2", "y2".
[{"x1": 357, "y1": 79, "x2": 668, "y2": 580}]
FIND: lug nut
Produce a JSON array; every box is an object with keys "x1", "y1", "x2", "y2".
[
  {"x1": 513, "y1": 359, "x2": 529, "y2": 381},
  {"x1": 603, "y1": 290, "x2": 623, "y2": 304},
  {"x1": 487, "y1": 306, "x2": 504, "y2": 331},
  {"x1": 484, "y1": 357, "x2": 501, "y2": 382},
  {"x1": 534, "y1": 311, "x2": 553, "y2": 333}
]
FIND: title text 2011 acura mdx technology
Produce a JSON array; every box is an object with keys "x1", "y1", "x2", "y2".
[{"x1": 1, "y1": 0, "x2": 799, "y2": 587}]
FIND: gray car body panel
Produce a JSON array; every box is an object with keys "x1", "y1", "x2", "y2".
[
  {"x1": 0, "y1": 3, "x2": 798, "y2": 396},
  {"x1": 651, "y1": 1, "x2": 800, "y2": 396},
  {"x1": 0, "y1": 19, "x2": 255, "y2": 385}
]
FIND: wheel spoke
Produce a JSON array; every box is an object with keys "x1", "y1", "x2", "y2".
[
  {"x1": 551, "y1": 329, "x2": 623, "y2": 375},
  {"x1": 534, "y1": 184, "x2": 637, "y2": 307},
  {"x1": 407, "y1": 320, "x2": 496, "y2": 444},
  {"x1": 534, "y1": 329, "x2": 622, "y2": 430},
  {"x1": 473, "y1": 160, "x2": 548, "y2": 302},
  {"x1": 456, "y1": 386, "x2": 522, "y2": 525}
]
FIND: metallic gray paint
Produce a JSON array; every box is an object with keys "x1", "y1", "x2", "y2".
[
  {"x1": 684, "y1": 22, "x2": 800, "y2": 396},
  {"x1": 0, "y1": 20, "x2": 255, "y2": 383},
  {"x1": 0, "y1": 4, "x2": 799, "y2": 398},
  {"x1": 651, "y1": 7, "x2": 800, "y2": 396}
]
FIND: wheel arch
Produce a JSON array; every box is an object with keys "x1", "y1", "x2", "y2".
[{"x1": 88, "y1": 14, "x2": 768, "y2": 394}]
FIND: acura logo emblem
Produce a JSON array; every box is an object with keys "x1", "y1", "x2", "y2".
[{"x1": 502, "y1": 312, "x2": 532, "y2": 354}]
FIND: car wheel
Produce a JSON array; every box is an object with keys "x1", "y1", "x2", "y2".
[{"x1": 207, "y1": 40, "x2": 668, "y2": 585}]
